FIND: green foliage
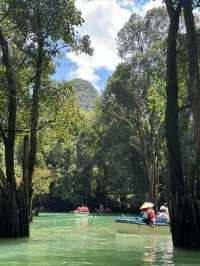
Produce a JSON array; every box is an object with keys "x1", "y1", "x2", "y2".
[
  {"x1": 6, "y1": 0, "x2": 93, "y2": 57},
  {"x1": 31, "y1": 6, "x2": 200, "y2": 210},
  {"x1": 0, "y1": 3, "x2": 196, "y2": 212},
  {"x1": 0, "y1": 0, "x2": 94, "y2": 205},
  {"x1": 34, "y1": 7, "x2": 173, "y2": 209},
  {"x1": 33, "y1": 167, "x2": 52, "y2": 196},
  {"x1": 117, "y1": 7, "x2": 168, "y2": 61}
]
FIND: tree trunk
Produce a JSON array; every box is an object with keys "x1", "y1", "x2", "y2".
[
  {"x1": 183, "y1": 0, "x2": 200, "y2": 193},
  {"x1": 0, "y1": 28, "x2": 29, "y2": 238},
  {"x1": 165, "y1": 9, "x2": 184, "y2": 196},
  {"x1": 169, "y1": 0, "x2": 200, "y2": 248},
  {"x1": 169, "y1": 195, "x2": 200, "y2": 248},
  {"x1": 28, "y1": 41, "x2": 43, "y2": 218},
  {"x1": 165, "y1": 0, "x2": 200, "y2": 248},
  {"x1": 0, "y1": 27, "x2": 19, "y2": 237},
  {"x1": 164, "y1": 0, "x2": 186, "y2": 247},
  {"x1": 19, "y1": 135, "x2": 30, "y2": 236}
]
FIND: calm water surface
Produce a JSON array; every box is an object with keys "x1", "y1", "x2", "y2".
[{"x1": 0, "y1": 213, "x2": 200, "y2": 266}]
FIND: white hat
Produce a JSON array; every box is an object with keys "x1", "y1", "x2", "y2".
[{"x1": 160, "y1": 206, "x2": 168, "y2": 211}]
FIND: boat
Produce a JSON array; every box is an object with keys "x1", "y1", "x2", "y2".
[
  {"x1": 115, "y1": 217, "x2": 170, "y2": 235},
  {"x1": 73, "y1": 206, "x2": 90, "y2": 217},
  {"x1": 74, "y1": 211, "x2": 89, "y2": 217}
]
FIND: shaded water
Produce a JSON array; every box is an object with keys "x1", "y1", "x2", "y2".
[{"x1": 0, "y1": 213, "x2": 200, "y2": 265}]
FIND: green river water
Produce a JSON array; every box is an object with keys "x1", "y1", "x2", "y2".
[{"x1": 0, "y1": 213, "x2": 200, "y2": 266}]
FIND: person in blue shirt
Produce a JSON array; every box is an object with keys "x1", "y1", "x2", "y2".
[{"x1": 156, "y1": 206, "x2": 170, "y2": 223}]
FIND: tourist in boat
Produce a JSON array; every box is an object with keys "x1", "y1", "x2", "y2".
[
  {"x1": 163, "y1": 203, "x2": 169, "y2": 216},
  {"x1": 156, "y1": 206, "x2": 170, "y2": 223},
  {"x1": 82, "y1": 205, "x2": 89, "y2": 212},
  {"x1": 146, "y1": 207, "x2": 155, "y2": 225},
  {"x1": 75, "y1": 204, "x2": 89, "y2": 213},
  {"x1": 105, "y1": 207, "x2": 111, "y2": 213},
  {"x1": 140, "y1": 208, "x2": 148, "y2": 221},
  {"x1": 99, "y1": 204, "x2": 104, "y2": 212},
  {"x1": 140, "y1": 202, "x2": 155, "y2": 225},
  {"x1": 75, "y1": 206, "x2": 81, "y2": 212},
  {"x1": 95, "y1": 204, "x2": 105, "y2": 213}
]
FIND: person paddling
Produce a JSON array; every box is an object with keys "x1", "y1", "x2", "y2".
[{"x1": 140, "y1": 202, "x2": 155, "y2": 226}]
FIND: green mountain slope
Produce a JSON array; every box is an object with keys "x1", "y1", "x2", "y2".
[{"x1": 71, "y1": 79, "x2": 98, "y2": 111}]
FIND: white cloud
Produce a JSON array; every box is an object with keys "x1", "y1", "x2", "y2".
[
  {"x1": 143, "y1": 0, "x2": 164, "y2": 13},
  {"x1": 118, "y1": 0, "x2": 164, "y2": 14},
  {"x1": 67, "y1": 0, "x2": 131, "y2": 91},
  {"x1": 66, "y1": 0, "x2": 164, "y2": 91},
  {"x1": 118, "y1": 0, "x2": 137, "y2": 9}
]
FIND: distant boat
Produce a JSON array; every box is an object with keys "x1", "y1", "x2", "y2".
[
  {"x1": 115, "y1": 217, "x2": 170, "y2": 235},
  {"x1": 73, "y1": 206, "x2": 90, "y2": 217},
  {"x1": 94, "y1": 207, "x2": 112, "y2": 215},
  {"x1": 74, "y1": 211, "x2": 89, "y2": 217}
]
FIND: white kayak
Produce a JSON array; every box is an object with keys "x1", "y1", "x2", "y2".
[
  {"x1": 115, "y1": 217, "x2": 170, "y2": 235},
  {"x1": 74, "y1": 211, "x2": 89, "y2": 217}
]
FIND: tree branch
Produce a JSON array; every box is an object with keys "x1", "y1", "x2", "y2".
[
  {"x1": 164, "y1": 0, "x2": 183, "y2": 17},
  {"x1": 175, "y1": 0, "x2": 183, "y2": 17},
  {"x1": 164, "y1": 0, "x2": 175, "y2": 16},
  {"x1": 2, "y1": 119, "x2": 55, "y2": 134},
  {"x1": 109, "y1": 110, "x2": 135, "y2": 128},
  {"x1": 17, "y1": 55, "x2": 27, "y2": 71},
  {"x1": 27, "y1": 74, "x2": 36, "y2": 85}
]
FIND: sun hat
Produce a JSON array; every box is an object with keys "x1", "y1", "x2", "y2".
[{"x1": 140, "y1": 202, "x2": 154, "y2": 210}]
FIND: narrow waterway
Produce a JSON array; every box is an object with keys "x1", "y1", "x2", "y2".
[{"x1": 0, "y1": 213, "x2": 200, "y2": 265}]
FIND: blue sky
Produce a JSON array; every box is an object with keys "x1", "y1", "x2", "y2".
[{"x1": 53, "y1": 0, "x2": 163, "y2": 93}]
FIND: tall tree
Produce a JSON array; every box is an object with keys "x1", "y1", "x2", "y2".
[
  {"x1": 116, "y1": 10, "x2": 169, "y2": 205},
  {"x1": 164, "y1": 0, "x2": 185, "y2": 247},
  {"x1": 183, "y1": 0, "x2": 200, "y2": 192},
  {"x1": 7, "y1": 0, "x2": 93, "y2": 218},
  {"x1": 102, "y1": 62, "x2": 166, "y2": 206},
  {"x1": 164, "y1": 0, "x2": 200, "y2": 248},
  {"x1": 0, "y1": 27, "x2": 20, "y2": 237},
  {"x1": 0, "y1": 0, "x2": 92, "y2": 237}
]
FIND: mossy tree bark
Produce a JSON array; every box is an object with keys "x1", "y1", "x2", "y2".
[
  {"x1": 0, "y1": 27, "x2": 29, "y2": 238},
  {"x1": 183, "y1": 0, "x2": 200, "y2": 191},
  {"x1": 164, "y1": 0, "x2": 186, "y2": 247},
  {"x1": 176, "y1": 0, "x2": 200, "y2": 248},
  {"x1": 27, "y1": 39, "x2": 43, "y2": 219},
  {"x1": 165, "y1": 0, "x2": 200, "y2": 248}
]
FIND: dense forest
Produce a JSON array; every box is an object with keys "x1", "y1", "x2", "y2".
[
  {"x1": 32, "y1": 8, "x2": 172, "y2": 213},
  {"x1": 1, "y1": 0, "x2": 200, "y2": 248}
]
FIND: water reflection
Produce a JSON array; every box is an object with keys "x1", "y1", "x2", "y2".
[
  {"x1": 173, "y1": 248, "x2": 200, "y2": 265},
  {"x1": 74, "y1": 217, "x2": 89, "y2": 231},
  {"x1": 116, "y1": 233, "x2": 174, "y2": 265}
]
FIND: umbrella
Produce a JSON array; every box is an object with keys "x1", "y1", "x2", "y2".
[{"x1": 140, "y1": 202, "x2": 154, "y2": 210}]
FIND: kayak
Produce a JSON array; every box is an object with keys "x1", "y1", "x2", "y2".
[
  {"x1": 115, "y1": 217, "x2": 170, "y2": 235},
  {"x1": 74, "y1": 211, "x2": 89, "y2": 217}
]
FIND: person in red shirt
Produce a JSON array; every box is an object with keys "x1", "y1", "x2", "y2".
[
  {"x1": 147, "y1": 207, "x2": 155, "y2": 225},
  {"x1": 82, "y1": 206, "x2": 89, "y2": 212}
]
